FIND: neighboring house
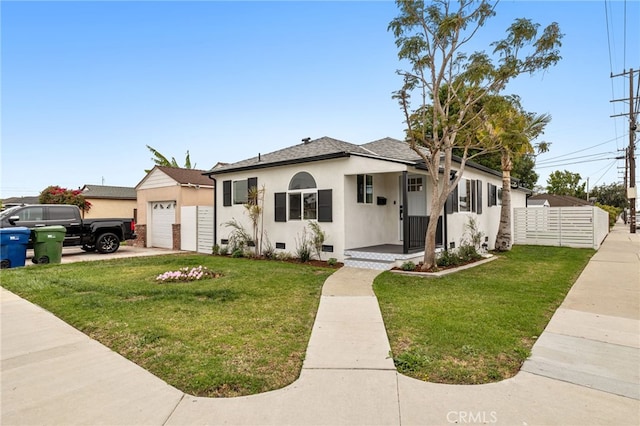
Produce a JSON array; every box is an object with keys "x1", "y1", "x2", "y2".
[
  {"x1": 204, "y1": 136, "x2": 530, "y2": 269},
  {"x1": 2, "y1": 196, "x2": 40, "y2": 208},
  {"x1": 527, "y1": 198, "x2": 550, "y2": 208},
  {"x1": 528, "y1": 194, "x2": 592, "y2": 208},
  {"x1": 80, "y1": 185, "x2": 137, "y2": 219},
  {"x1": 135, "y1": 166, "x2": 214, "y2": 250}
]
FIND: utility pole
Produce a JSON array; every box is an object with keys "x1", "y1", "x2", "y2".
[{"x1": 611, "y1": 68, "x2": 638, "y2": 233}]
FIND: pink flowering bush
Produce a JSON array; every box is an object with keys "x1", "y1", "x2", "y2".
[{"x1": 155, "y1": 266, "x2": 221, "y2": 283}]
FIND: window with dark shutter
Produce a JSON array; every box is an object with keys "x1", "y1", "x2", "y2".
[
  {"x1": 318, "y1": 189, "x2": 332, "y2": 222},
  {"x1": 223, "y1": 180, "x2": 232, "y2": 207},
  {"x1": 275, "y1": 192, "x2": 286, "y2": 222}
]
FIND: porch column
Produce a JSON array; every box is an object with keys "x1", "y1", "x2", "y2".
[{"x1": 402, "y1": 171, "x2": 409, "y2": 254}]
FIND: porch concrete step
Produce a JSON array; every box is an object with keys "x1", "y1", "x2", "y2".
[{"x1": 343, "y1": 258, "x2": 395, "y2": 271}]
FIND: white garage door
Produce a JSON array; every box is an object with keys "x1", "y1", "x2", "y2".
[{"x1": 151, "y1": 201, "x2": 176, "y2": 249}]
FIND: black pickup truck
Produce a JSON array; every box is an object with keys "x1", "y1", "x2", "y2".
[{"x1": 0, "y1": 204, "x2": 136, "y2": 254}]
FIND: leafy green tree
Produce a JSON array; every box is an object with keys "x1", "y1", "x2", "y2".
[
  {"x1": 477, "y1": 95, "x2": 551, "y2": 251},
  {"x1": 590, "y1": 182, "x2": 627, "y2": 209},
  {"x1": 389, "y1": 0, "x2": 562, "y2": 270},
  {"x1": 39, "y1": 186, "x2": 92, "y2": 213},
  {"x1": 145, "y1": 145, "x2": 195, "y2": 173},
  {"x1": 546, "y1": 170, "x2": 586, "y2": 198}
]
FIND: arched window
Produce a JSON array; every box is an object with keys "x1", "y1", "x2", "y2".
[
  {"x1": 288, "y1": 172, "x2": 317, "y2": 220},
  {"x1": 288, "y1": 172, "x2": 317, "y2": 190}
]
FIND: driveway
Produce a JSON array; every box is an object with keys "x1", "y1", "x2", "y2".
[{"x1": 25, "y1": 245, "x2": 183, "y2": 265}]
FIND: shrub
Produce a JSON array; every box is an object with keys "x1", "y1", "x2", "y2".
[
  {"x1": 219, "y1": 246, "x2": 229, "y2": 256},
  {"x1": 212, "y1": 245, "x2": 220, "y2": 255},
  {"x1": 231, "y1": 249, "x2": 244, "y2": 258},
  {"x1": 295, "y1": 229, "x2": 312, "y2": 263},
  {"x1": 327, "y1": 257, "x2": 338, "y2": 267},
  {"x1": 223, "y1": 218, "x2": 252, "y2": 252},
  {"x1": 307, "y1": 221, "x2": 326, "y2": 261},
  {"x1": 437, "y1": 249, "x2": 460, "y2": 267},
  {"x1": 458, "y1": 242, "x2": 481, "y2": 263},
  {"x1": 155, "y1": 266, "x2": 221, "y2": 283},
  {"x1": 401, "y1": 261, "x2": 416, "y2": 271}
]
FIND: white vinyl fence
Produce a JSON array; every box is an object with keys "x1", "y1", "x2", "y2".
[
  {"x1": 514, "y1": 206, "x2": 609, "y2": 249},
  {"x1": 180, "y1": 206, "x2": 214, "y2": 254}
]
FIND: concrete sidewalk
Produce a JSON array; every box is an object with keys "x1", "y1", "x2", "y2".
[{"x1": 2, "y1": 225, "x2": 639, "y2": 425}]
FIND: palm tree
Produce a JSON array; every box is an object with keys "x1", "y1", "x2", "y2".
[
  {"x1": 480, "y1": 96, "x2": 551, "y2": 251},
  {"x1": 145, "y1": 145, "x2": 195, "y2": 173}
]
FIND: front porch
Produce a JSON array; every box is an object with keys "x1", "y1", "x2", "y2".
[{"x1": 344, "y1": 244, "x2": 434, "y2": 270}]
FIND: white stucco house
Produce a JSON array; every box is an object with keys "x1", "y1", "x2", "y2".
[{"x1": 204, "y1": 137, "x2": 530, "y2": 269}]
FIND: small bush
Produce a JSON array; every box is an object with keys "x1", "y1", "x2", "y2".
[
  {"x1": 219, "y1": 246, "x2": 229, "y2": 256},
  {"x1": 212, "y1": 245, "x2": 220, "y2": 255},
  {"x1": 231, "y1": 249, "x2": 244, "y2": 258},
  {"x1": 327, "y1": 257, "x2": 338, "y2": 267},
  {"x1": 437, "y1": 249, "x2": 460, "y2": 267},
  {"x1": 295, "y1": 229, "x2": 312, "y2": 263},
  {"x1": 458, "y1": 243, "x2": 481, "y2": 263},
  {"x1": 401, "y1": 261, "x2": 416, "y2": 271}
]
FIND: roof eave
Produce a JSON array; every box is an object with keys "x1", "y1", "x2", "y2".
[{"x1": 204, "y1": 152, "x2": 352, "y2": 176}]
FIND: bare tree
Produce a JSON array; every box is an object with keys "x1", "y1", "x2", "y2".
[{"x1": 389, "y1": 0, "x2": 563, "y2": 269}]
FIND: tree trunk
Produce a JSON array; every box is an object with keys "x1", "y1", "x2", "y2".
[
  {"x1": 495, "y1": 169, "x2": 512, "y2": 251},
  {"x1": 421, "y1": 208, "x2": 441, "y2": 270}
]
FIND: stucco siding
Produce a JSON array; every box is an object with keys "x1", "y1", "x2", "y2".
[{"x1": 83, "y1": 199, "x2": 137, "y2": 220}]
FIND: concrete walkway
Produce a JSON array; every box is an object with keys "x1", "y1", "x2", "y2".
[{"x1": 2, "y1": 226, "x2": 639, "y2": 425}]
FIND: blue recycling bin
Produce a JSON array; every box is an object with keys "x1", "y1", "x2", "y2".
[{"x1": 0, "y1": 227, "x2": 31, "y2": 269}]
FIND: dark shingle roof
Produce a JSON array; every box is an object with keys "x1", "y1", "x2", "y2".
[
  {"x1": 528, "y1": 194, "x2": 592, "y2": 207},
  {"x1": 81, "y1": 185, "x2": 137, "y2": 200},
  {"x1": 157, "y1": 166, "x2": 214, "y2": 186},
  {"x1": 2, "y1": 196, "x2": 40, "y2": 205},
  {"x1": 207, "y1": 136, "x2": 415, "y2": 174}
]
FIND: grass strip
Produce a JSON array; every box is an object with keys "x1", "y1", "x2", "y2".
[{"x1": 373, "y1": 245, "x2": 594, "y2": 384}]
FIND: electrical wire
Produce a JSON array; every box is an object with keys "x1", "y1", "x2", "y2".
[
  {"x1": 536, "y1": 156, "x2": 620, "y2": 169},
  {"x1": 534, "y1": 136, "x2": 624, "y2": 164},
  {"x1": 536, "y1": 151, "x2": 618, "y2": 166}
]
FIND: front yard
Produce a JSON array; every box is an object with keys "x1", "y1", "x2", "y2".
[
  {"x1": 1, "y1": 245, "x2": 594, "y2": 395},
  {"x1": 0, "y1": 254, "x2": 333, "y2": 397}
]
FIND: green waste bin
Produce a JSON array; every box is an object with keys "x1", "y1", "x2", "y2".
[{"x1": 32, "y1": 226, "x2": 66, "y2": 264}]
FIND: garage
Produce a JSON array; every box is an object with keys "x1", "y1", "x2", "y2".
[
  {"x1": 150, "y1": 201, "x2": 176, "y2": 249},
  {"x1": 135, "y1": 166, "x2": 215, "y2": 250}
]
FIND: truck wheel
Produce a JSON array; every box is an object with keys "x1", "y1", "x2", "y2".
[
  {"x1": 0, "y1": 259, "x2": 10, "y2": 269},
  {"x1": 96, "y1": 233, "x2": 120, "y2": 254},
  {"x1": 81, "y1": 244, "x2": 96, "y2": 252}
]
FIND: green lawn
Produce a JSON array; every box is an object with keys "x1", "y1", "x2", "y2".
[
  {"x1": 0, "y1": 254, "x2": 334, "y2": 397},
  {"x1": 373, "y1": 245, "x2": 594, "y2": 384}
]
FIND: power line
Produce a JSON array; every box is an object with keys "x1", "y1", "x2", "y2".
[
  {"x1": 536, "y1": 151, "x2": 617, "y2": 166},
  {"x1": 536, "y1": 156, "x2": 620, "y2": 170},
  {"x1": 534, "y1": 136, "x2": 624, "y2": 163}
]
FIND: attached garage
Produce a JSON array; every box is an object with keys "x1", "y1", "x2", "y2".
[{"x1": 135, "y1": 166, "x2": 214, "y2": 250}]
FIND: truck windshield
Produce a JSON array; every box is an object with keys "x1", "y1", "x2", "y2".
[{"x1": 0, "y1": 206, "x2": 21, "y2": 219}]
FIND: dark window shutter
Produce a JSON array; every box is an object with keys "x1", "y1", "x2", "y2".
[
  {"x1": 223, "y1": 180, "x2": 232, "y2": 206},
  {"x1": 274, "y1": 192, "x2": 286, "y2": 222},
  {"x1": 318, "y1": 189, "x2": 332, "y2": 222},
  {"x1": 357, "y1": 175, "x2": 364, "y2": 203},
  {"x1": 471, "y1": 180, "x2": 477, "y2": 213},
  {"x1": 476, "y1": 180, "x2": 483, "y2": 214}
]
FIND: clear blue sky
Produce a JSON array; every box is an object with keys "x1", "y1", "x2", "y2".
[{"x1": 2, "y1": 0, "x2": 638, "y2": 199}]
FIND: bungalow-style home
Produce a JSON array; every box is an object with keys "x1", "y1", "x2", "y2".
[
  {"x1": 1, "y1": 196, "x2": 40, "y2": 208},
  {"x1": 136, "y1": 166, "x2": 214, "y2": 250},
  {"x1": 80, "y1": 185, "x2": 137, "y2": 220},
  {"x1": 204, "y1": 137, "x2": 530, "y2": 269},
  {"x1": 527, "y1": 194, "x2": 592, "y2": 208}
]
